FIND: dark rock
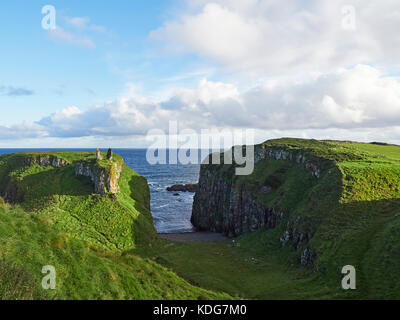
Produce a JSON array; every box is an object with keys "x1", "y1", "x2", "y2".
[
  {"x1": 300, "y1": 247, "x2": 316, "y2": 266},
  {"x1": 107, "y1": 148, "x2": 113, "y2": 161},
  {"x1": 22, "y1": 155, "x2": 68, "y2": 168},
  {"x1": 167, "y1": 184, "x2": 198, "y2": 193},
  {"x1": 191, "y1": 146, "x2": 320, "y2": 243},
  {"x1": 191, "y1": 172, "x2": 283, "y2": 237},
  {"x1": 370, "y1": 142, "x2": 388, "y2": 146},
  {"x1": 173, "y1": 193, "x2": 180, "y2": 196}
]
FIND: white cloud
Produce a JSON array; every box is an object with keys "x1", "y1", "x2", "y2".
[
  {"x1": 2, "y1": 64, "x2": 400, "y2": 144},
  {"x1": 66, "y1": 17, "x2": 90, "y2": 29},
  {"x1": 14, "y1": 1, "x2": 398, "y2": 147},
  {"x1": 151, "y1": 0, "x2": 400, "y2": 75},
  {"x1": 48, "y1": 27, "x2": 96, "y2": 48},
  {"x1": 160, "y1": 69, "x2": 215, "y2": 83},
  {"x1": 0, "y1": 121, "x2": 46, "y2": 140},
  {"x1": 47, "y1": 15, "x2": 108, "y2": 48},
  {"x1": 65, "y1": 16, "x2": 107, "y2": 33}
]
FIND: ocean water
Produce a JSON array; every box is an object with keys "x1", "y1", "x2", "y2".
[{"x1": 0, "y1": 148, "x2": 201, "y2": 233}]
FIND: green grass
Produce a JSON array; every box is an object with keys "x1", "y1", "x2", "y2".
[
  {"x1": 0, "y1": 152, "x2": 154, "y2": 250},
  {"x1": 178, "y1": 138, "x2": 400, "y2": 299},
  {"x1": 0, "y1": 257, "x2": 49, "y2": 300},
  {"x1": 0, "y1": 151, "x2": 232, "y2": 300},
  {"x1": 0, "y1": 205, "x2": 232, "y2": 299},
  {"x1": 132, "y1": 234, "x2": 343, "y2": 300},
  {"x1": 0, "y1": 139, "x2": 399, "y2": 300}
]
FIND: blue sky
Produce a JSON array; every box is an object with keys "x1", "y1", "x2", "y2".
[
  {"x1": 0, "y1": 0, "x2": 211, "y2": 123},
  {"x1": 1, "y1": 0, "x2": 400, "y2": 147}
]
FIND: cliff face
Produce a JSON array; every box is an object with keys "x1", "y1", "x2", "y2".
[
  {"x1": 0, "y1": 153, "x2": 123, "y2": 204},
  {"x1": 192, "y1": 173, "x2": 285, "y2": 237},
  {"x1": 0, "y1": 150, "x2": 158, "y2": 257},
  {"x1": 192, "y1": 140, "x2": 342, "y2": 264},
  {"x1": 193, "y1": 146, "x2": 327, "y2": 233},
  {"x1": 22, "y1": 155, "x2": 69, "y2": 168},
  {"x1": 75, "y1": 161, "x2": 122, "y2": 195}
]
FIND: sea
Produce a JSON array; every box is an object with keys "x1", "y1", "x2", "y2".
[{"x1": 0, "y1": 148, "x2": 202, "y2": 234}]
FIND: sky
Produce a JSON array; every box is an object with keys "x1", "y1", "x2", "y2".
[{"x1": 1, "y1": 0, "x2": 400, "y2": 147}]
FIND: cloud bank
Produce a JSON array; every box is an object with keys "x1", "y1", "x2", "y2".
[
  {"x1": 4, "y1": 1, "x2": 399, "y2": 146},
  {"x1": 2, "y1": 65, "x2": 400, "y2": 144},
  {"x1": 151, "y1": 0, "x2": 400, "y2": 75}
]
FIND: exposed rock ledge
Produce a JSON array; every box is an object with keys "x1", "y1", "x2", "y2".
[
  {"x1": 255, "y1": 146, "x2": 322, "y2": 178},
  {"x1": 19, "y1": 153, "x2": 122, "y2": 195},
  {"x1": 191, "y1": 144, "x2": 336, "y2": 264},
  {"x1": 22, "y1": 155, "x2": 69, "y2": 168},
  {"x1": 74, "y1": 161, "x2": 122, "y2": 195},
  {"x1": 192, "y1": 175, "x2": 285, "y2": 237},
  {"x1": 166, "y1": 184, "x2": 198, "y2": 193}
]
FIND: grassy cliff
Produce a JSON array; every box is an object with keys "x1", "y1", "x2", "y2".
[
  {"x1": 187, "y1": 138, "x2": 400, "y2": 299},
  {"x1": 0, "y1": 151, "x2": 231, "y2": 300},
  {"x1": 1, "y1": 140, "x2": 399, "y2": 300}
]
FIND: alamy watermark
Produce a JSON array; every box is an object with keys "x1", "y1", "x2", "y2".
[
  {"x1": 341, "y1": 5, "x2": 356, "y2": 31},
  {"x1": 42, "y1": 265, "x2": 56, "y2": 290},
  {"x1": 146, "y1": 121, "x2": 255, "y2": 176},
  {"x1": 341, "y1": 265, "x2": 356, "y2": 290},
  {"x1": 41, "y1": 5, "x2": 56, "y2": 30}
]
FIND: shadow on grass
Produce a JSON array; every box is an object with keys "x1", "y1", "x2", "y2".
[
  {"x1": 1, "y1": 166, "x2": 94, "y2": 205},
  {"x1": 127, "y1": 174, "x2": 157, "y2": 246}
]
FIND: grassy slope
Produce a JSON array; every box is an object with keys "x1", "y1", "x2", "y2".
[
  {"x1": 133, "y1": 236, "x2": 334, "y2": 300},
  {"x1": 0, "y1": 151, "x2": 156, "y2": 250},
  {"x1": 1, "y1": 141, "x2": 399, "y2": 300},
  {"x1": 135, "y1": 139, "x2": 400, "y2": 300},
  {"x1": 310, "y1": 141, "x2": 400, "y2": 299},
  {"x1": 0, "y1": 152, "x2": 231, "y2": 300}
]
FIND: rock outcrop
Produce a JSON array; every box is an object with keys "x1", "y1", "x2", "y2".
[
  {"x1": 167, "y1": 184, "x2": 198, "y2": 193},
  {"x1": 75, "y1": 161, "x2": 122, "y2": 195},
  {"x1": 255, "y1": 146, "x2": 323, "y2": 178},
  {"x1": 107, "y1": 148, "x2": 113, "y2": 161},
  {"x1": 96, "y1": 149, "x2": 103, "y2": 160},
  {"x1": 192, "y1": 171, "x2": 285, "y2": 237},
  {"x1": 22, "y1": 155, "x2": 69, "y2": 168},
  {"x1": 192, "y1": 145, "x2": 328, "y2": 237},
  {"x1": 191, "y1": 141, "x2": 340, "y2": 265}
]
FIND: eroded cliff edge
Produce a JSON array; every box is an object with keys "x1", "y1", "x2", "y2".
[
  {"x1": 0, "y1": 150, "x2": 156, "y2": 249},
  {"x1": 192, "y1": 139, "x2": 344, "y2": 265},
  {"x1": 75, "y1": 160, "x2": 122, "y2": 195},
  {"x1": 0, "y1": 151, "x2": 123, "y2": 204}
]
